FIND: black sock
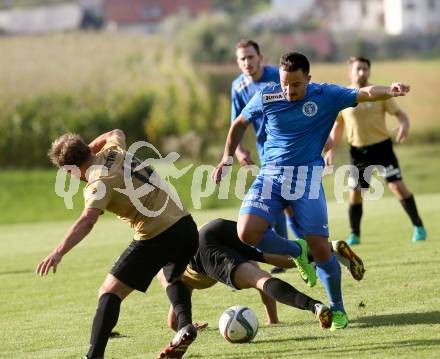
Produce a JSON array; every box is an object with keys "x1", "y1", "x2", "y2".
[
  {"x1": 349, "y1": 203, "x2": 363, "y2": 236},
  {"x1": 87, "y1": 293, "x2": 121, "y2": 359},
  {"x1": 400, "y1": 194, "x2": 423, "y2": 226},
  {"x1": 262, "y1": 278, "x2": 319, "y2": 313},
  {"x1": 166, "y1": 281, "x2": 192, "y2": 330}
]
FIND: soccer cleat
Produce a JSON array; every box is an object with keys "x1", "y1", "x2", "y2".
[
  {"x1": 412, "y1": 226, "x2": 427, "y2": 242},
  {"x1": 330, "y1": 311, "x2": 349, "y2": 331},
  {"x1": 347, "y1": 233, "x2": 360, "y2": 245},
  {"x1": 314, "y1": 303, "x2": 332, "y2": 329},
  {"x1": 332, "y1": 240, "x2": 365, "y2": 281},
  {"x1": 157, "y1": 323, "x2": 197, "y2": 359},
  {"x1": 270, "y1": 266, "x2": 286, "y2": 274},
  {"x1": 291, "y1": 239, "x2": 316, "y2": 287}
]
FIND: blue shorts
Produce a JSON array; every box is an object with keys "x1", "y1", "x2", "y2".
[{"x1": 239, "y1": 167, "x2": 329, "y2": 238}]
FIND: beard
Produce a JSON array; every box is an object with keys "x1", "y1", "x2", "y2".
[{"x1": 357, "y1": 78, "x2": 368, "y2": 87}]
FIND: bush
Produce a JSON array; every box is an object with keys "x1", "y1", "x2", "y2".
[
  {"x1": 0, "y1": 91, "x2": 154, "y2": 167},
  {"x1": 161, "y1": 13, "x2": 237, "y2": 64}
]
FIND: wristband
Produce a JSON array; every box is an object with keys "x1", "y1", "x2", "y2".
[{"x1": 223, "y1": 156, "x2": 233, "y2": 166}]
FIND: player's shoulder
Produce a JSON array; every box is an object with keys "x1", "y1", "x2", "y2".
[
  {"x1": 311, "y1": 82, "x2": 336, "y2": 93},
  {"x1": 263, "y1": 65, "x2": 280, "y2": 78},
  {"x1": 261, "y1": 83, "x2": 284, "y2": 104},
  {"x1": 232, "y1": 73, "x2": 250, "y2": 93},
  {"x1": 311, "y1": 82, "x2": 355, "y2": 97}
]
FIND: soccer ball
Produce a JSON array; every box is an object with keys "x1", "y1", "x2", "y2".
[{"x1": 218, "y1": 305, "x2": 259, "y2": 343}]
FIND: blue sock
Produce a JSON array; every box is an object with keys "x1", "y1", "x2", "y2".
[
  {"x1": 316, "y1": 254, "x2": 345, "y2": 313},
  {"x1": 256, "y1": 228, "x2": 302, "y2": 257},
  {"x1": 273, "y1": 212, "x2": 288, "y2": 239},
  {"x1": 286, "y1": 216, "x2": 301, "y2": 238}
]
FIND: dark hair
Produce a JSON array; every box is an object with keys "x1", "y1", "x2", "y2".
[
  {"x1": 279, "y1": 52, "x2": 310, "y2": 74},
  {"x1": 48, "y1": 133, "x2": 91, "y2": 168},
  {"x1": 348, "y1": 56, "x2": 371, "y2": 68},
  {"x1": 235, "y1": 39, "x2": 260, "y2": 56}
]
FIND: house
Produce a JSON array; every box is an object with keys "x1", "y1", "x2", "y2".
[
  {"x1": 0, "y1": 2, "x2": 83, "y2": 34},
  {"x1": 328, "y1": 0, "x2": 384, "y2": 33},
  {"x1": 326, "y1": 0, "x2": 440, "y2": 35},
  {"x1": 103, "y1": 0, "x2": 212, "y2": 33},
  {"x1": 384, "y1": 0, "x2": 440, "y2": 35}
]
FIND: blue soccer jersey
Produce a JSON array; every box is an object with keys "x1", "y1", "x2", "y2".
[
  {"x1": 231, "y1": 65, "x2": 280, "y2": 161},
  {"x1": 242, "y1": 82, "x2": 359, "y2": 169}
]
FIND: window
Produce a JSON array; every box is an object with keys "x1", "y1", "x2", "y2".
[
  {"x1": 141, "y1": 6, "x2": 162, "y2": 20},
  {"x1": 406, "y1": 0, "x2": 415, "y2": 10},
  {"x1": 361, "y1": 0, "x2": 368, "y2": 16}
]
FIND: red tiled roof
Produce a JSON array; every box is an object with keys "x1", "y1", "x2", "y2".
[{"x1": 104, "y1": 0, "x2": 211, "y2": 24}]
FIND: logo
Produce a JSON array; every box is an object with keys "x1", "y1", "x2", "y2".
[
  {"x1": 302, "y1": 101, "x2": 318, "y2": 117},
  {"x1": 115, "y1": 141, "x2": 193, "y2": 217},
  {"x1": 263, "y1": 92, "x2": 284, "y2": 103}
]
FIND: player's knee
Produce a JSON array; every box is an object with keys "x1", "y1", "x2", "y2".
[
  {"x1": 237, "y1": 221, "x2": 264, "y2": 246},
  {"x1": 238, "y1": 227, "x2": 258, "y2": 246},
  {"x1": 237, "y1": 221, "x2": 250, "y2": 243},
  {"x1": 98, "y1": 278, "x2": 131, "y2": 300},
  {"x1": 306, "y1": 236, "x2": 331, "y2": 260},
  {"x1": 388, "y1": 181, "x2": 409, "y2": 198},
  {"x1": 98, "y1": 285, "x2": 111, "y2": 298},
  {"x1": 350, "y1": 190, "x2": 363, "y2": 204}
]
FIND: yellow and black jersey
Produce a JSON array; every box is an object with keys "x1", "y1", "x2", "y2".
[
  {"x1": 84, "y1": 134, "x2": 188, "y2": 240},
  {"x1": 338, "y1": 96, "x2": 400, "y2": 147}
]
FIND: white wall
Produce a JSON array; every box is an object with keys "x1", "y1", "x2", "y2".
[
  {"x1": 384, "y1": 0, "x2": 403, "y2": 35},
  {"x1": 331, "y1": 0, "x2": 384, "y2": 32},
  {"x1": 385, "y1": 0, "x2": 440, "y2": 34},
  {"x1": 0, "y1": 3, "x2": 82, "y2": 34},
  {"x1": 271, "y1": 0, "x2": 315, "y2": 20}
]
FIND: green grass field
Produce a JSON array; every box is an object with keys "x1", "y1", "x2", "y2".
[
  {"x1": 1, "y1": 32, "x2": 439, "y2": 358},
  {"x1": 1, "y1": 193, "x2": 439, "y2": 358}
]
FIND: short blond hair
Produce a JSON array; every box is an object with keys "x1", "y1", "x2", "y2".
[{"x1": 48, "y1": 133, "x2": 91, "y2": 168}]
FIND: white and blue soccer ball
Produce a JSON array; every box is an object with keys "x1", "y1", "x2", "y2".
[{"x1": 218, "y1": 305, "x2": 259, "y2": 343}]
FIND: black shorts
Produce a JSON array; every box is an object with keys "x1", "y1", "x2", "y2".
[
  {"x1": 190, "y1": 219, "x2": 264, "y2": 290},
  {"x1": 110, "y1": 215, "x2": 198, "y2": 292},
  {"x1": 349, "y1": 138, "x2": 402, "y2": 189},
  {"x1": 195, "y1": 244, "x2": 248, "y2": 290}
]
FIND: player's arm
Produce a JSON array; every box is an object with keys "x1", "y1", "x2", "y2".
[
  {"x1": 324, "y1": 116, "x2": 345, "y2": 166},
  {"x1": 235, "y1": 143, "x2": 255, "y2": 166},
  {"x1": 36, "y1": 207, "x2": 101, "y2": 276},
  {"x1": 356, "y1": 83, "x2": 410, "y2": 103},
  {"x1": 230, "y1": 87, "x2": 255, "y2": 166},
  {"x1": 212, "y1": 115, "x2": 250, "y2": 183},
  {"x1": 262, "y1": 253, "x2": 296, "y2": 269},
  {"x1": 258, "y1": 289, "x2": 279, "y2": 324},
  {"x1": 88, "y1": 129, "x2": 125, "y2": 154},
  {"x1": 395, "y1": 109, "x2": 410, "y2": 144}
]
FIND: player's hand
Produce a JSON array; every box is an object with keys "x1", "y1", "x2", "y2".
[
  {"x1": 396, "y1": 121, "x2": 409, "y2": 144},
  {"x1": 211, "y1": 157, "x2": 233, "y2": 184},
  {"x1": 324, "y1": 149, "x2": 336, "y2": 167},
  {"x1": 236, "y1": 148, "x2": 255, "y2": 166},
  {"x1": 194, "y1": 322, "x2": 209, "y2": 331},
  {"x1": 388, "y1": 83, "x2": 410, "y2": 97},
  {"x1": 323, "y1": 137, "x2": 333, "y2": 153},
  {"x1": 36, "y1": 251, "x2": 63, "y2": 276}
]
